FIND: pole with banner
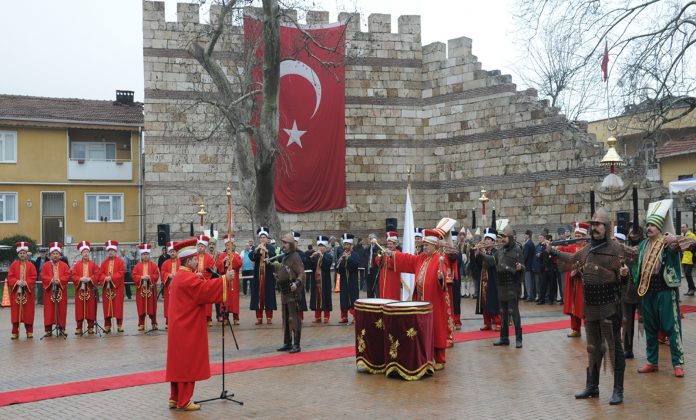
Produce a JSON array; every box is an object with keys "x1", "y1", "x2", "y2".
[{"x1": 401, "y1": 171, "x2": 415, "y2": 301}]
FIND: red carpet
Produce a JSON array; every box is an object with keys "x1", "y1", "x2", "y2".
[{"x1": 2, "y1": 306, "x2": 695, "y2": 407}]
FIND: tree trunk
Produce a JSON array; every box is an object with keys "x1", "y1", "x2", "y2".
[{"x1": 256, "y1": 0, "x2": 281, "y2": 237}]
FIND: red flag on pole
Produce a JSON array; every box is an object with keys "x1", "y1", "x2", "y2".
[
  {"x1": 601, "y1": 40, "x2": 609, "y2": 82},
  {"x1": 245, "y1": 16, "x2": 347, "y2": 213}
]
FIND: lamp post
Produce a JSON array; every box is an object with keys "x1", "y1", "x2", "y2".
[
  {"x1": 597, "y1": 135, "x2": 630, "y2": 231},
  {"x1": 479, "y1": 187, "x2": 489, "y2": 226},
  {"x1": 197, "y1": 203, "x2": 207, "y2": 236}
]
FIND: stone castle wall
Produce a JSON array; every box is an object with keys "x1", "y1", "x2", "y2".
[{"x1": 142, "y1": 1, "x2": 648, "y2": 244}]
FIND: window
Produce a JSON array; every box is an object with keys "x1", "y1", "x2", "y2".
[
  {"x1": 0, "y1": 131, "x2": 17, "y2": 163},
  {"x1": 0, "y1": 192, "x2": 18, "y2": 223},
  {"x1": 85, "y1": 194, "x2": 123, "y2": 222},
  {"x1": 72, "y1": 142, "x2": 116, "y2": 161},
  {"x1": 678, "y1": 174, "x2": 694, "y2": 180}
]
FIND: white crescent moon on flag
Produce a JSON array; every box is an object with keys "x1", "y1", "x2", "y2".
[{"x1": 280, "y1": 59, "x2": 322, "y2": 118}]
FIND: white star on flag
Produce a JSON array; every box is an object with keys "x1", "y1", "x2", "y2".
[{"x1": 283, "y1": 120, "x2": 306, "y2": 148}]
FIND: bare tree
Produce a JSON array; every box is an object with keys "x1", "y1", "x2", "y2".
[{"x1": 516, "y1": 0, "x2": 696, "y2": 129}]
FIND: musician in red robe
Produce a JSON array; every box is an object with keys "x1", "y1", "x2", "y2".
[
  {"x1": 41, "y1": 242, "x2": 70, "y2": 337},
  {"x1": 194, "y1": 234, "x2": 215, "y2": 326},
  {"x1": 216, "y1": 234, "x2": 242, "y2": 325},
  {"x1": 132, "y1": 243, "x2": 160, "y2": 331},
  {"x1": 159, "y1": 241, "x2": 178, "y2": 328},
  {"x1": 374, "y1": 231, "x2": 402, "y2": 301},
  {"x1": 99, "y1": 240, "x2": 126, "y2": 333},
  {"x1": 8, "y1": 242, "x2": 37, "y2": 339},
  {"x1": 71, "y1": 241, "x2": 99, "y2": 335},
  {"x1": 166, "y1": 238, "x2": 225, "y2": 411},
  {"x1": 558, "y1": 222, "x2": 588, "y2": 337},
  {"x1": 388, "y1": 224, "x2": 457, "y2": 370}
]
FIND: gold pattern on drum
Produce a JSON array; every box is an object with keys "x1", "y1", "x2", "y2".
[
  {"x1": 357, "y1": 329, "x2": 366, "y2": 353},
  {"x1": 374, "y1": 318, "x2": 384, "y2": 330},
  {"x1": 388, "y1": 334, "x2": 400, "y2": 359},
  {"x1": 406, "y1": 327, "x2": 418, "y2": 340}
]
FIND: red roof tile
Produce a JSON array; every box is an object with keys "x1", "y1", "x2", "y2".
[
  {"x1": 0, "y1": 94, "x2": 143, "y2": 127},
  {"x1": 656, "y1": 136, "x2": 696, "y2": 159}
]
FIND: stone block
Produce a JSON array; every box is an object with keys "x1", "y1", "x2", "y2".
[
  {"x1": 144, "y1": 1, "x2": 165, "y2": 22},
  {"x1": 307, "y1": 10, "x2": 329, "y2": 25},
  {"x1": 338, "y1": 12, "x2": 360, "y2": 32},
  {"x1": 367, "y1": 14, "x2": 391, "y2": 33},
  {"x1": 177, "y1": 2, "x2": 199, "y2": 24},
  {"x1": 397, "y1": 15, "x2": 420, "y2": 34}
]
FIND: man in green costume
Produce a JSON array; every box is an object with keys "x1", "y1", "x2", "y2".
[{"x1": 633, "y1": 199, "x2": 694, "y2": 378}]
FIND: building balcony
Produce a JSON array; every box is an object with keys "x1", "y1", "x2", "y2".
[{"x1": 67, "y1": 158, "x2": 133, "y2": 181}]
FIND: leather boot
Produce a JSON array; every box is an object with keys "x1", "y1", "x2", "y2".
[
  {"x1": 277, "y1": 343, "x2": 292, "y2": 351},
  {"x1": 493, "y1": 338, "x2": 510, "y2": 346},
  {"x1": 278, "y1": 324, "x2": 292, "y2": 351},
  {"x1": 515, "y1": 327, "x2": 523, "y2": 348},
  {"x1": 609, "y1": 369, "x2": 624, "y2": 405},
  {"x1": 575, "y1": 367, "x2": 600, "y2": 399},
  {"x1": 290, "y1": 330, "x2": 301, "y2": 353}
]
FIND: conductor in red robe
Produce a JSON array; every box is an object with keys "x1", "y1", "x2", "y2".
[
  {"x1": 8, "y1": 242, "x2": 37, "y2": 339},
  {"x1": 71, "y1": 241, "x2": 100, "y2": 335},
  {"x1": 132, "y1": 243, "x2": 160, "y2": 331},
  {"x1": 159, "y1": 241, "x2": 178, "y2": 328},
  {"x1": 194, "y1": 234, "x2": 216, "y2": 326},
  {"x1": 41, "y1": 242, "x2": 71, "y2": 337},
  {"x1": 558, "y1": 222, "x2": 588, "y2": 337},
  {"x1": 99, "y1": 240, "x2": 126, "y2": 333},
  {"x1": 374, "y1": 231, "x2": 402, "y2": 301},
  {"x1": 387, "y1": 220, "x2": 457, "y2": 370},
  {"x1": 166, "y1": 238, "x2": 225, "y2": 411},
  {"x1": 216, "y1": 234, "x2": 243, "y2": 325}
]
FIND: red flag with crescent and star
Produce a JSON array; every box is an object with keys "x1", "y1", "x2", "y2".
[{"x1": 244, "y1": 16, "x2": 346, "y2": 213}]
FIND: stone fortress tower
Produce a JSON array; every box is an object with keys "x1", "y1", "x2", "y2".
[{"x1": 142, "y1": 1, "x2": 649, "y2": 242}]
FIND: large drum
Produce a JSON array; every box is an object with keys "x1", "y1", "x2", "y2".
[
  {"x1": 354, "y1": 298, "x2": 398, "y2": 374},
  {"x1": 383, "y1": 301, "x2": 434, "y2": 380}
]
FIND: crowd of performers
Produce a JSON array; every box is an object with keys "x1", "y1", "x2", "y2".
[{"x1": 6, "y1": 197, "x2": 696, "y2": 408}]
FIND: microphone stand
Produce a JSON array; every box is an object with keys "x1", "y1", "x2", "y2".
[
  {"x1": 41, "y1": 281, "x2": 67, "y2": 340},
  {"x1": 91, "y1": 280, "x2": 107, "y2": 337},
  {"x1": 195, "y1": 269, "x2": 243, "y2": 406},
  {"x1": 143, "y1": 278, "x2": 160, "y2": 335}
]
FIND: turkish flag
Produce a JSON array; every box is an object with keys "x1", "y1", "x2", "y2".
[
  {"x1": 245, "y1": 17, "x2": 346, "y2": 213},
  {"x1": 601, "y1": 40, "x2": 609, "y2": 82}
]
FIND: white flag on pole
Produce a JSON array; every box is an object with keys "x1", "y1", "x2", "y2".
[{"x1": 401, "y1": 185, "x2": 415, "y2": 301}]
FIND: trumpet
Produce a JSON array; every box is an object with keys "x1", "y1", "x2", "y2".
[
  {"x1": 370, "y1": 238, "x2": 386, "y2": 253},
  {"x1": 264, "y1": 252, "x2": 285, "y2": 263},
  {"x1": 472, "y1": 242, "x2": 494, "y2": 251}
]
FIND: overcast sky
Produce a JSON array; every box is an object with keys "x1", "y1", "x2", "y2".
[{"x1": 0, "y1": 0, "x2": 523, "y2": 102}]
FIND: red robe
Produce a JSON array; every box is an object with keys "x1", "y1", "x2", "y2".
[
  {"x1": 160, "y1": 258, "x2": 180, "y2": 320},
  {"x1": 41, "y1": 260, "x2": 71, "y2": 327},
  {"x1": 558, "y1": 244, "x2": 584, "y2": 320},
  {"x1": 132, "y1": 260, "x2": 160, "y2": 317},
  {"x1": 392, "y1": 251, "x2": 452, "y2": 351},
  {"x1": 166, "y1": 267, "x2": 223, "y2": 382},
  {"x1": 216, "y1": 252, "x2": 243, "y2": 315},
  {"x1": 375, "y1": 254, "x2": 402, "y2": 301},
  {"x1": 195, "y1": 253, "x2": 215, "y2": 319},
  {"x1": 7, "y1": 260, "x2": 37, "y2": 325},
  {"x1": 71, "y1": 260, "x2": 100, "y2": 322},
  {"x1": 99, "y1": 257, "x2": 125, "y2": 319}
]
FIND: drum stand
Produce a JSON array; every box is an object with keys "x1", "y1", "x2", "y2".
[{"x1": 195, "y1": 306, "x2": 243, "y2": 406}]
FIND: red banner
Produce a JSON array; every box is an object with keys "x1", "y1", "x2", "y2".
[{"x1": 244, "y1": 16, "x2": 346, "y2": 213}]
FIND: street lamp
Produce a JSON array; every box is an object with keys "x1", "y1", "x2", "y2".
[
  {"x1": 197, "y1": 203, "x2": 207, "y2": 235},
  {"x1": 478, "y1": 187, "x2": 489, "y2": 225},
  {"x1": 600, "y1": 135, "x2": 625, "y2": 190}
]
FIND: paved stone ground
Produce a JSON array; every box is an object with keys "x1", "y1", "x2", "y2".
[{"x1": 0, "y1": 284, "x2": 694, "y2": 419}]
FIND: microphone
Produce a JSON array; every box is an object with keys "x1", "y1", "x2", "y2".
[{"x1": 206, "y1": 267, "x2": 220, "y2": 278}]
